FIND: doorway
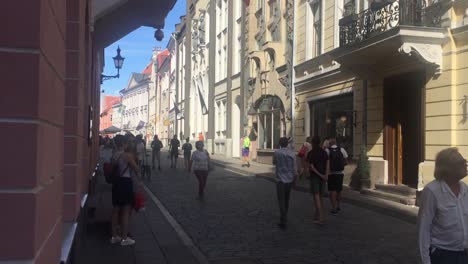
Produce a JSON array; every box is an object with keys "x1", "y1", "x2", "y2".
[{"x1": 384, "y1": 71, "x2": 425, "y2": 187}]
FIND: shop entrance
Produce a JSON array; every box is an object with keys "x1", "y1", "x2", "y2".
[
  {"x1": 384, "y1": 71, "x2": 425, "y2": 187},
  {"x1": 309, "y1": 93, "x2": 354, "y2": 157}
]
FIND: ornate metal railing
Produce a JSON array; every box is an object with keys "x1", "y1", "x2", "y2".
[{"x1": 339, "y1": 0, "x2": 442, "y2": 47}]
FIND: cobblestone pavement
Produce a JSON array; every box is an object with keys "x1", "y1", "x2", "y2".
[{"x1": 145, "y1": 155, "x2": 419, "y2": 264}]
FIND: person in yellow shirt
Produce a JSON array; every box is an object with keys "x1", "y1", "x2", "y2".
[{"x1": 242, "y1": 135, "x2": 251, "y2": 167}]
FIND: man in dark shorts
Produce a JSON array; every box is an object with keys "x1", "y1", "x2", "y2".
[
  {"x1": 182, "y1": 137, "x2": 193, "y2": 171},
  {"x1": 326, "y1": 138, "x2": 348, "y2": 215},
  {"x1": 169, "y1": 135, "x2": 180, "y2": 168},
  {"x1": 308, "y1": 136, "x2": 329, "y2": 225}
]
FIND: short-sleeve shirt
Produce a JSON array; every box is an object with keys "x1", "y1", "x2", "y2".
[
  {"x1": 152, "y1": 140, "x2": 163, "y2": 152},
  {"x1": 307, "y1": 148, "x2": 328, "y2": 177},
  {"x1": 191, "y1": 150, "x2": 209, "y2": 171},
  {"x1": 182, "y1": 143, "x2": 193, "y2": 154},
  {"x1": 243, "y1": 137, "x2": 251, "y2": 149},
  {"x1": 170, "y1": 139, "x2": 180, "y2": 153}
]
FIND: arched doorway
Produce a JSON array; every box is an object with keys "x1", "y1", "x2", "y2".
[{"x1": 253, "y1": 95, "x2": 286, "y2": 149}]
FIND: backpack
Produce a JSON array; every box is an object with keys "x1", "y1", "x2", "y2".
[
  {"x1": 103, "y1": 154, "x2": 128, "y2": 184},
  {"x1": 329, "y1": 147, "x2": 346, "y2": 172}
]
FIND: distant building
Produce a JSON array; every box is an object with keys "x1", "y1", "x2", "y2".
[
  {"x1": 111, "y1": 102, "x2": 123, "y2": 130},
  {"x1": 154, "y1": 49, "x2": 171, "y2": 143},
  {"x1": 99, "y1": 95, "x2": 121, "y2": 132},
  {"x1": 120, "y1": 72, "x2": 150, "y2": 136}
]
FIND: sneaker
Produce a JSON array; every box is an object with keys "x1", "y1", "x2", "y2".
[
  {"x1": 158, "y1": 166, "x2": 161, "y2": 171},
  {"x1": 331, "y1": 209, "x2": 339, "y2": 216},
  {"x1": 110, "y1": 236, "x2": 122, "y2": 244},
  {"x1": 120, "y1": 237, "x2": 136, "y2": 246},
  {"x1": 336, "y1": 207, "x2": 341, "y2": 212}
]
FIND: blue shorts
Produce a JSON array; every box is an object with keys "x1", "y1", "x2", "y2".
[{"x1": 242, "y1": 148, "x2": 250, "y2": 157}]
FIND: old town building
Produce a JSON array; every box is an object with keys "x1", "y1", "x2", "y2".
[
  {"x1": 120, "y1": 72, "x2": 150, "y2": 136},
  {"x1": 293, "y1": 0, "x2": 468, "y2": 197},
  {"x1": 0, "y1": 0, "x2": 176, "y2": 262},
  {"x1": 99, "y1": 95, "x2": 120, "y2": 132}
]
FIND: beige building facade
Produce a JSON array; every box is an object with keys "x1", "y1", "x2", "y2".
[{"x1": 294, "y1": 0, "x2": 468, "y2": 192}]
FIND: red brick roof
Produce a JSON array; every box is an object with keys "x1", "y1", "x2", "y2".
[
  {"x1": 157, "y1": 49, "x2": 170, "y2": 69},
  {"x1": 102, "y1": 96, "x2": 121, "y2": 114},
  {"x1": 142, "y1": 62, "x2": 152, "y2": 75}
]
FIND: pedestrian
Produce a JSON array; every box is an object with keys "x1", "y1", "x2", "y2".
[
  {"x1": 169, "y1": 135, "x2": 180, "y2": 168},
  {"x1": 198, "y1": 132, "x2": 205, "y2": 142},
  {"x1": 182, "y1": 137, "x2": 193, "y2": 172},
  {"x1": 307, "y1": 136, "x2": 329, "y2": 225},
  {"x1": 135, "y1": 135, "x2": 145, "y2": 171},
  {"x1": 322, "y1": 138, "x2": 330, "y2": 149},
  {"x1": 110, "y1": 135, "x2": 140, "y2": 246},
  {"x1": 190, "y1": 141, "x2": 211, "y2": 199},
  {"x1": 419, "y1": 148, "x2": 468, "y2": 264},
  {"x1": 242, "y1": 134, "x2": 251, "y2": 167},
  {"x1": 151, "y1": 135, "x2": 163, "y2": 170},
  {"x1": 273, "y1": 137, "x2": 298, "y2": 229},
  {"x1": 297, "y1": 137, "x2": 312, "y2": 179},
  {"x1": 325, "y1": 138, "x2": 348, "y2": 215}
]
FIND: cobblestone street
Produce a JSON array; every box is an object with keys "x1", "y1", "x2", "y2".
[{"x1": 145, "y1": 155, "x2": 419, "y2": 264}]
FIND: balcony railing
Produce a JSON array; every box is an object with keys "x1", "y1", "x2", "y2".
[{"x1": 339, "y1": 0, "x2": 442, "y2": 47}]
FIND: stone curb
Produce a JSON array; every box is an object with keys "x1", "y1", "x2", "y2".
[{"x1": 211, "y1": 159, "x2": 418, "y2": 225}]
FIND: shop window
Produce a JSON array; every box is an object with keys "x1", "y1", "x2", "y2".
[{"x1": 309, "y1": 94, "x2": 354, "y2": 157}]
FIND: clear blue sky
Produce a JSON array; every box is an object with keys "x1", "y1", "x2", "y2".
[{"x1": 100, "y1": 0, "x2": 186, "y2": 96}]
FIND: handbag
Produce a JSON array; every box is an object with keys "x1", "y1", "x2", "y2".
[
  {"x1": 134, "y1": 192, "x2": 145, "y2": 212},
  {"x1": 297, "y1": 145, "x2": 307, "y2": 158}
]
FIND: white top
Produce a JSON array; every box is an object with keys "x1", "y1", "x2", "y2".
[
  {"x1": 112, "y1": 151, "x2": 131, "y2": 178},
  {"x1": 136, "y1": 142, "x2": 145, "y2": 161},
  {"x1": 418, "y1": 180, "x2": 468, "y2": 264},
  {"x1": 191, "y1": 150, "x2": 210, "y2": 171},
  {"x1": 325, "y1": 145, "x2": 348, "y2": 174},
  {"x1": 273, "y1": 147, "x2": 298, "y2": 183}
]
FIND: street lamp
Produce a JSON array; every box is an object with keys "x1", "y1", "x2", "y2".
[{"x1": 101, "y1": 46, "x2": 125, "y2": 84}]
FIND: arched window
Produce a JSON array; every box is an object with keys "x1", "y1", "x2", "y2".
[{"x1": 254, "y1": 96, "x2": 285, "y2": 149}]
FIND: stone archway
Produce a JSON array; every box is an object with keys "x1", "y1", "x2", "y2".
[{"x1": 253, "y1": 95, "x2": 286, "y2": 150}]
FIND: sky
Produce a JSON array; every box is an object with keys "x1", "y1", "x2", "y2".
[{"x1": 100, "y1": 0, "x2": 186, "y2": 97}]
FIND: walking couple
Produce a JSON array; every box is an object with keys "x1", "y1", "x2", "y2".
[{"x1": 273, "y1": 136, "x2": 347, "y2": 229}]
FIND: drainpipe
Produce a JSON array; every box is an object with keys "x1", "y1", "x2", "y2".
[
  {"x1": 290, "y1": 0, "x2": 297, "y2": 142},
  {"x1": 362, "y1": 79, "x2": 367, "y2": 149}
]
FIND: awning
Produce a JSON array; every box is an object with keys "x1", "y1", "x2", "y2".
[{"x1": 101, "y1": 125, "x2": 122, "y2": 134}]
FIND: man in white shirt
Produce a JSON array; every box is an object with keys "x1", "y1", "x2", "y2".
[
  {"x1": 273, "y1": 137, "x2": 298, "y2": 230},
  {"x1": 418, "y1": 148, "x2": 468, "y2": 264},
  {"x1": 325, "y1": 138, "x2": 348, "y2": 215}
]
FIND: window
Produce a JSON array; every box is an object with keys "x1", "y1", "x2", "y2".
[
  {"x1": 306, "y1": 1, "x2": 322, "y2": 59},
  {"x1": 310, "y1": 94, "x2": 354, "y2": 157},
  {"x1": 257, "y1": 0, "x2": 264, "y2": 11},
  {"x1": 270, "y1": 25, "x2": 280, "y2": 42},
  {"x1": 222, "y1": 100, "x2": 226, "y2": 131}
]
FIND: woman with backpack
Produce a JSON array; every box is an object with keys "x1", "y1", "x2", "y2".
[
  {"x1": 110, "y1": 135, "x2": 140, "y2": 246},
  {"x1": 190, "y1": 141, "x2": 211, "y2": 199},
  {"x1": 325, "y1": 138, "x2": 348, "y2": 215}
]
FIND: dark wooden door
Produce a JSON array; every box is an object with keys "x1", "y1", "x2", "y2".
[{"x1": 384, "y1": 71, "x2": 425, "y2": 187}]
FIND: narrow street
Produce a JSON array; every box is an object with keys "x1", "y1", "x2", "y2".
[{"x1": 142, "y1": 153, "x2": 419, "y2": 264}]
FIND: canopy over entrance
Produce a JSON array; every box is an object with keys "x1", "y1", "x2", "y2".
[{"x1": 93, "y1": 0, "x2": 177, "y2": 48}]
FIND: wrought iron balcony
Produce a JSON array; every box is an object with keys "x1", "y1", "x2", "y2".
[{"x1": 339, "y1": 0, "x2": 442, "y2": 47}]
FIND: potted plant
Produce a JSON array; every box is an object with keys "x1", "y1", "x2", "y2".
[{"x1": 349, "y1": 146, "x2": 371, "y2": 190}]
